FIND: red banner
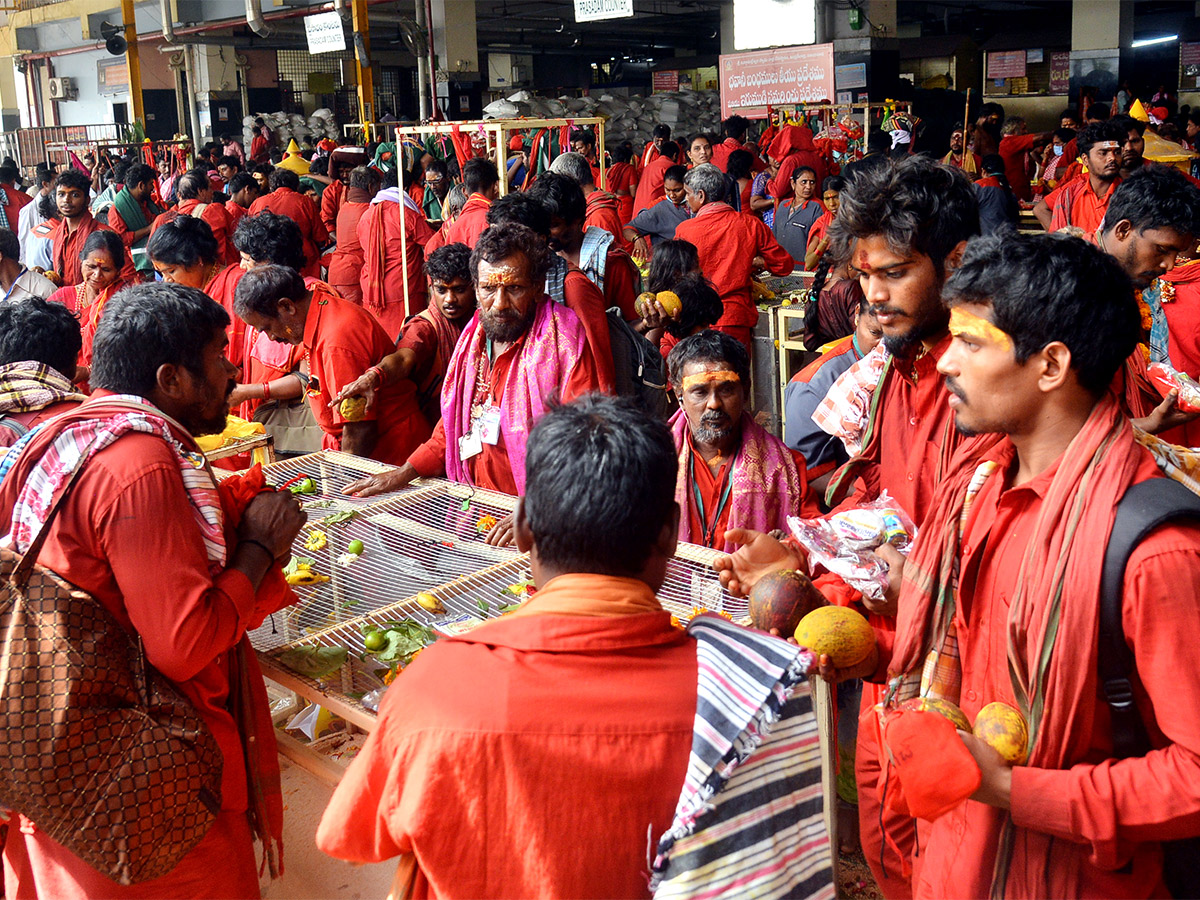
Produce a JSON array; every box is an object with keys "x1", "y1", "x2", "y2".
[
  {"x1": 652, "y1": 70, "x2": 679, "y2": 93},
  {"x1": 987, "y1": 50, "x2": 1026, "y2": 80},
  {"x1": 1050, "y1": 51, "x2": 1071, "y2": 95},
  {"x1": 718, "y1": 43, "x2": 835, "y2": 119}
]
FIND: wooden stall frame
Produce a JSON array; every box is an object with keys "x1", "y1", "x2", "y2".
[
  {"x1": 769, "y1": 100, "x2": 913, "y2": 160},
  {"x1": 389, "y1": 116, "x2": 609, "y2": 319}
]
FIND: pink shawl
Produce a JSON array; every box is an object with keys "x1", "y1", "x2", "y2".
[
  {"x1": 441, "y1": 296, "x2": 588, "y2": 494},
  {"x1": 670, "y1": 409, "x2": 808, "y2": 552}
]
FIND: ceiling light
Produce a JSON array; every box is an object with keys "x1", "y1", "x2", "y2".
[{"x1": 1131, "y1": 34, "x2": 1178, "y2": 48}]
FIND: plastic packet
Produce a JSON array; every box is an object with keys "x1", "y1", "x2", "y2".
[
  {"x1": 1148, "y1": 362, "x2": 1200, "y2": 413},
  {"x1": 786, "y1": 492, "x2": 917, "y2": 602},
  {"x1": 360, "y1": 686, "x2": 387, "y2": 714},
  {"x1": 286, "y1": 703, "x2": 334, "y2": 741}
]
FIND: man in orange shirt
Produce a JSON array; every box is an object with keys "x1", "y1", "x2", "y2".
[
  {"x1": 710, "y1": 115, "x2": 765, "y2": 173},
  {"x1": 632, "y1": 140, "x2": 679, "y2": 216},
  {"x1": 343, "y1": 223, "x2": 601, "y2": 498},
  {"x1": 355, "y1": 186, "x2": 436, "y2": 338},
  {"x1": 673, "y1": 163, "x2": 794, "y2": 352},
  {"x1": 106, "y1": 163, "x2": 163, "y2": 276},
  {"x1": 49, "y1": 169, "x2": 115, "y2": 286},
  {"x1": 529, "y1": 172, "x2": 640, "y2": 320},
  {"x1": 1039, "y1": 120, "x2": 1125, "y2": 232},
  {"x1": 668, "y1": 331, "x2": 817, "y2": 552},
  {"x1": 0, "y1": 282, "x2": 304, "y2": 900},
  {"x1": 549, "y1": 151, "x2": 632, "y2": 251},
  {"x1": 443, "y1": 157, "x2": 499, "y2": 249},
  {"x1": 325, "y1": 165, "x2": 378, "y2": 304},
  {"x1": 996, "y1": 116, "x2": 1046, "y2": 203},
  {"x1": 248, "y1": 167, "x2": 329, "y2": 278},
  {"x1": 320, "y1": 394, "x2": 835, "y2": 900},
  {"x1": 234, "y1": 264, "x2": 430, "y2": 465},
  {"x1": 641, "y1": 123, "x2": 673, "y2": 169}
]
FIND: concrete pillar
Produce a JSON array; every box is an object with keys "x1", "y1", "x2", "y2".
[
  {"x1": 822, "y1": 0, "x2": 899, "y2": 103},
  {"x1": 428, "y1": 0, "x2": 478, "y2": 118},
  {"x1": 1070, "y1": 0, "x2": 1132, "y2": 108},
  {"x1": 188, "y1": 43, "x2": 239, "y2": 140}
]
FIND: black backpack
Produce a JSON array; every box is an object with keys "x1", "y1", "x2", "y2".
[
  {"x1": 1100, "y1": 477, "x2": 1200, "y2": 898},
  {"x1": 605, "y1": 307, "x2": 673, "y2": 421}
]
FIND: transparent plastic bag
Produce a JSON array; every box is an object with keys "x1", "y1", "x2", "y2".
[
  {"x1": 786, "y1": 491, "x2": 917, "y2": 602},
  {"x1": 1148, "y1": 362, "x2": 1200, "y2": 413}
]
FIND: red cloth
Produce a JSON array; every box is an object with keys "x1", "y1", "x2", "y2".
[
  {"x1": 806, "y1": 209, "x2": 835, "y2": 261},
  {"x1": 319, "y1": 179, "x2": 345, "y2": 236},
  {"x1": 0, "y1": 183, "x2": 31, "y2": 223},
  {"x1": 1161, "y1": 261, "x2": 1200, "y2": 379},
  {"x1": 0, "y1": 400, "x2": 80, "y2": 447},
  {"x1": 249, "y1": 131, "x2": 269, "y2": 165},
  {"x1": 768, "y1": 127, "x2": 827, "y2": 202},
  {"x1": 584, "y1": 191, "x2": 631, "y2": 252},
  {"x1": 1048, "y1": 176, "x2": 1120, "y2": 233},
  {"x1": 711, "y1": 136, "x2": 766, "y2": 174},
  {"x1": 203, "y1": 264, "x2": 249, "y2": 372},
  {"x1": 326, "y1": 200, "x2": 370, "y2": 304},
  {"x1": 105, "y1": 198, "x2": 153, "y2": 249},
  {"x1": 50, "y1": 213, "x2": 112, "y2": 286},
  {"x1": 406, "y1": 318, "x2": 602, "y2": 492},
  {"x1": 906, "y1": 440, "x2": 1200, "y2": 899},
  {"x1": 316, "y1": 574, "x2": 695, "y2": 899},
  {"x1": 443, "y1": 194, "x2": 491, "y2": 249},
  {"x1": 606, "y1": 162, "x2": 637, "y2": 224},
  {"x1": 249, "y1": 188, "x2": 329, "y2": 278},
  {"x1": 998, "y1": 133, "x2": 1037, "y2": 202},
  {"x1": 224, "y1": 200, "x2": 246, "y2": 238},
  {"x1": 356, "y1": 199, "x2": 435, "y2": 338},
  {"x1": 0, "y1": 406, "x2": 294, "y2": 900},
  {"x1": 47, "y1": 280, "x2": 130, "y2": 370},
  {"x1": 673, "y1": 203, "x2": 794, "y2": 329},
  {"x1": 598, "y1": 245, "x2": 640, "y2": 320},
  {"x1": 563, "y1": 268, "x2": 617, "y2": 393},
  {"x1": 632, "y1": 155, "x2": 675, "y2": 217},
  {"x1": 395, "y1": 306, "x2": 466, "y2": 427},
  {"x1": 303, "y1": 284, "x2": 431, "y2": 464}
]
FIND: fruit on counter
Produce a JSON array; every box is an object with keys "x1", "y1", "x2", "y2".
[
  {"x1": 896, "y1": 696, "x2": 973, "y2": 733},
  {"x1": 415, "y1": 591, "x2": 445, "y2": 613},
  {"x1": 634, "y1": 291, "x2": 657, "y2": 318},
  {"x1": 750, "y1": 280, "x2": 776, "y2": 301},
  {"x1": 347, "y1": 539, "x2": 365, "y2": 556},
  {"x1": 339, "y1": 396, "x2": 368, "y2": 422},
  {"x1": 283, "y1": 556, "x2": 330, "y2": 586},
  {"x1": 287, "y1": 476, "x2": 317, "y2": 495},
  {"x1": 362, "y1": 619, "x2": 435, "y2": 664},
  {"x1": 304, "y1": 530, "x2": 328, "y2": 552},
  {"x1": 279, "y1": 645, "x2": 348, "y2": 678},
  {"x1": 475, "y1": 514, "x2": 498, "y2": 534},
  {"x1": 656, "y1": 290, "x2": 682, "y2": 317},
  {"x1": 748, "y1": 569, "x2": 825, "y2": 635},
  {"x1": 973, "y1": 702, "x2": 1029, "y2": 765},
  {"x1": 793, "y1": 606, "x2": 876, "y2": 668},
  {"x1": 363, "y1": 629, "x2": 387, "y2": 652}
]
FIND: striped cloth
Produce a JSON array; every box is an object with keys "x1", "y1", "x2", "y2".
[
  {"x1": 3, "y1": 394, "x2": 226, "y2": 572},
  {"x1": 812, "y1": 343, "x2": 889, "y2": 457},
  {"x1": 651, "y1": 614, "x2": 834, "y2": 900}
]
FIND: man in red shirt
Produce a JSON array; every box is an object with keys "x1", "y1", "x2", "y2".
[
  {"x1": 248, "y1": 167, "x2": 329, "y2": 278},
  {"x1": 996, "y1": 116, "x2": 1046, "y2": 202},
  {"x1": 0, "y1": 282, "x2": 304, "y2": 899},
  {"x1": 444, "y1": 157, "x2": 499, "y2": 249},
  {"x1": 0, "y1": 298, "x2": 84, "y2": 446},
  {"x1": 767, "y1": 124, "x2": 827, "y2": 204},
  {"x1": 710, "y1": 115, "x2": 765, "y2": 173},
  {"x1": 673, "y1": 163, "x2": 794, "y2": 352},
  {"x1": 549, "y1": 151, "x2": 632, "y2": 251},
  {"x1": 343, "y1": 223, "x2": 602, "y2": 499},
  {"x1": 355, "y1": 187, "x2": 436, "y2": 338},
  {"x1": 320, "y1": 395, "x2": 834, "y2": 899},
  {"x1": 325, "y1": 165, "x2": 378, "y2": 305},
  {"x1": 234, "y1": 264, "x2": 430, "y2": 465},
  {"x1": 319, "y1": 146, "x2": 366, "y2": 238},
  {"x1": 50, "y1": 169, "x2": 115, "y2": 286},
  {"x1": 151, "y1": 167, "x2": 238, "y2": 266},
  {"x1": 668, "y1": 330, "x2": 817, "y2": 552},
  {"x1": 106, "y1": 163, "x2": 162, "y2": 276},
  {"x1": 632, "y1": 140, "x2": 679, "y2": 216},
  {"x1": 1037, "y1": 120, "x2": 1125, "y2": 231},
  {"x1": 529, "y1": 173, "x2": 640, "y2": 320},
  {"x1": 641, "y1": 123, "x2": 673, "y2": 169}
]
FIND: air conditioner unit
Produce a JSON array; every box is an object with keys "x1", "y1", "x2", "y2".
[{"x1": 48, "y1": 77, "x2": 77, "y2": 101}]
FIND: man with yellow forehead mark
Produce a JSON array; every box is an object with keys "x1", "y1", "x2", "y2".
[{"x1": 666, "y1": 330, "x2": 819, "y2": 553}]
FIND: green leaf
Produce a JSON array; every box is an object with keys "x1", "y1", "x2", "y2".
[
  {"x1": 477, "y1": 598, "x2": 489, "y2": 612},
  {"x1": 279, "y1": 645, "x2": 348, "y2": 678},
  {"x1": 283, "y1": 556, "x2": 316, "y2": 577},
  {"x1": 320, "y1": 510, "x2": 358, "y2": 526},
  {"x1": 371, "y1": 620, "x2": 435, "y2": 663}
]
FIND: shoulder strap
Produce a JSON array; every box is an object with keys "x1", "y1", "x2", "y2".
[
  {"x1": 0, "y1": 414, "x2": 30, "y2": 442},
  {"x1": 1100, "y1": 477, "x2": 1200, "y2": 758},
  {"x1": 11, "y1": 438, "x2": 98, "y2": 586}
]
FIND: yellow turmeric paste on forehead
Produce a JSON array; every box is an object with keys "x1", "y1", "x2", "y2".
[
  {"x1": 681, "y1": 370, "x2": 741, "y2": 391},
  {"x1": 949, "y1": 306, "x2": 1013, "y2": 351}
]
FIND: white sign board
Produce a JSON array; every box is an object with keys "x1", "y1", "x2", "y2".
[
  {"x1": 573, "y1": 0, "x2": 634, "y2": 23},
  {"x1": 305, "y1": 11, "x2": 346, "y2": 54}
]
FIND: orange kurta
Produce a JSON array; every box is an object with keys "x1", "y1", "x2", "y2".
[
  {"x1": 326, "y1": 200, "x2": 370, "y2": 304},
  {"x1": 442, "y1": 194, "x2": 491, "y2": 249},
  {"x1": 50, "y1": 213, "x2": 112, "y2": 286},
  {"x1": 316, "y1": 574, "x2": 696, "y2": 899},
  {"x1": 302, "y1": 284, "x2": 431, "y2": 464},
  {"x1": 355, "y1": 199, "x2": 435, "y2": 338}
]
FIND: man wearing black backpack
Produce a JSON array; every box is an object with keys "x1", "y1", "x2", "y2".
[{"x1": 715, "y1": 232, "x2": 1200, "y2": 898}]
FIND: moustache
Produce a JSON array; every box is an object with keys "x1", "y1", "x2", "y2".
[
  {"x1": 945, "y1": 377, "x2": 966, "y2": 402},
  {"x1": 869, "y1": 304, "x2": 905, "y2": 318}
]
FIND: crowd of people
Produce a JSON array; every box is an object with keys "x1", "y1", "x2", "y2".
[{"x1": 1, "y1": 90, "x2": 1200, "y2": 900}]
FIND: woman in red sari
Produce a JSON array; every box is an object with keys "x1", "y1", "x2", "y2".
[{"x1": 46, "y1": 230, "x2": 130, "y2": 388}]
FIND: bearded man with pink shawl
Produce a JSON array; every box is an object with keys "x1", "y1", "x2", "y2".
[
  {"x1": 344, "y1": 222, "x2": 603, "y2": 503},
  {"x1": 667, "y1": 330, "x2": 818, "y2": 553}
]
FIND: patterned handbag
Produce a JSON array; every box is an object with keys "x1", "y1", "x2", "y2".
[{"x1": 0, "y1": 455, "x2": 223, "y2": 885}]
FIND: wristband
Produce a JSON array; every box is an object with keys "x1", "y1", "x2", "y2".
[
  {"x1": 261, "y1": 380, "x2": 272, "y2": 401},
  {"x1": 240, "y1": 538, "x2": 275, "y2": 561},
  {"x1": 368, "y1": 364, "x2": 387, "y2": 387}
]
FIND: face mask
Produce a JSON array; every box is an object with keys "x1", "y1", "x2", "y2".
[{"x1": 1053, "y1": 145, "x2": 1064, "y2": 157}]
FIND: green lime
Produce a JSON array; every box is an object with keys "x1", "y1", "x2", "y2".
[
  {"x1": 347, "y1": 539, "x2": 365, "y2": 556},
  {"x1": 363, "y1": 630, "x2": 386, "y2": 651}
]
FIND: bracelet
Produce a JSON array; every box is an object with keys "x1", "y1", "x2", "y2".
[
  {"x1": 368, "y1": 364, "x2": 387, "y2": 387},
  {"x1": 240, "y1": 538, "x2": 275, "y2": 561},
  {"x1": 261, "y1": 380, "x2": 272, "y2": 401}
]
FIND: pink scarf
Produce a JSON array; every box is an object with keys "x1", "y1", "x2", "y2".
[
  {"x1": 441, "y1": 297, "x2": 587, "y2": 494},
  {"x1": 670, "y1": 410, "x2": 807, "y2": 552}
]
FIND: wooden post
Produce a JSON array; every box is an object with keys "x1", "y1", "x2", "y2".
[{"x1": 121, "y1": 0, "x2": 144, "y2": 126}]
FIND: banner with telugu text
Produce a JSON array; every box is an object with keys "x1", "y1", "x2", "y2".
[{"x1": 718, "y1": 43, "x2": 835, "y2": 119}]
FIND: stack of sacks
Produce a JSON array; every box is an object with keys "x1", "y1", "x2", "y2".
[
  {"x1": 482, "y1": 89, "x2": 722, "y2": 147},
  {"x1": 241, "y1": 109, "x2": 342, "y2": 154}
]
